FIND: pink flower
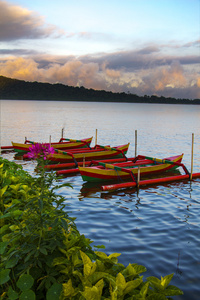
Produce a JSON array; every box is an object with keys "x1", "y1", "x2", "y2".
[{"x1": 27, "y1": 143, "x2": 55, "y2": 160}]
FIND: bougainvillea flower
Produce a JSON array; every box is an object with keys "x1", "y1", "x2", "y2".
[{"x1": 27, "y1": 143, "x2": 55, "y2": 160}]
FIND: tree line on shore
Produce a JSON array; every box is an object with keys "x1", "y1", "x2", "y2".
[{"x1": 0, "y1": 75, "x2": 199, "y2": 104}]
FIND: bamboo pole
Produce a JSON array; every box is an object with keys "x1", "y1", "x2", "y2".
[
  {"x1": 135, "y1": 130, "x2": 137, "y2": 157},
  {"x1": 190, "y1": 133, "x2": 194, "y2": 180},
  {"x1": 137, "y1": 166, "x2": 140, "y2": 188},
  {"x1": 61, "y1": 128, "x2": 64, "y2": 139},
  {"x1": 95, "y1": 129, "x2": 97, "y2": 145}
]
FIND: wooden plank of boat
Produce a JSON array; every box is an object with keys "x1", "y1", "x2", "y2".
[
  {"x1": 12, "y1": 137, "x2": 93, "y2": 153},
  {"x1": 78, "y1": 154, "x2": 184, "y2": 182},
  {"x1": 48, "y1": 143, "x2": 130, "y2": 163}
]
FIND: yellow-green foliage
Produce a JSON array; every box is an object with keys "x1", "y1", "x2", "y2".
[{"x1": 0, "y1": 157, "x2": 183, "y2": 299}]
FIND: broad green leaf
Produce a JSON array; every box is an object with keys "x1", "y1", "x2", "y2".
[
  {"x1": 93, "y1": 245, "x2": 106, "y2": 249},
  {"x1": 108, "y1": 253, "x2": 121, "y2": 259},
  {"x1": 95, "y1": 278, "x2": 104, "y2": 294},
  {"x1": 21, "y1": 185, "x2": 30, "y2": 192},
  {"x1": 39, "y1": 247, "x2": 48, "y2": 255},
  {"x1": 63, "y1": 279, "x2": 75, "y2": 297},
  {"x1": 5, "y1": 256, "x2": 18, "y2": 268},
  {"x1": 146, "y1": 276, "x2": 163, "y2": 290},
  {"x1": 72, "y1": 252, "x2": 82, "y2": 266},
  {"x1": 80, "y1": 250, "x2": 94, "y2": 277},
  {"x1": 0, "y1": 224, "x2": 9, "y2": 234},
  {"x1": 0, "y1": 185, "x2": 8, "y2": 197},
  {"x1": 122, "y1": 263, "x2": 137, "y2": 278},
  {"x1": 7, "y1": 286, "x2": 19, "y2": 300},
  {"x1": 147, "y1": 293, "x2": 166, "y2": 300},
  {"x1": 95, "y1": 251, "x2": 108, "y2": 259},
  {"x1": 10, "y1": 184, "x2": 21, "y2": 192},
  {"x1": 132, "y1": 263, "x2": 147, "y2": 275},
  {"x1": 19, "y1": 290, "x2": 36, "y2": 300},
  {"x1": 11, "y1": 209, "x2": 23, "y2": 217},
  {"x1": 116, "y1": 272, "x2": 126, "y2": 291},
  {"x1": 124, "y1": 279, "x2": 143, "y2": 295},
  {"x1": 53, "y1": 257, "x2": 67, "y2": 266},
  {"x1": 38, "y1": 199, "x2": 43, "y2": 212},
  {"x1": 164, "y1": 285, "x2": 184, "y2": 296},
  {"x1": 0, "y1": 212, "x2": 12, "y2": 220},
  {"x1": 9, "y1": 225, "x2": 19, "y2": 231},
  {"x1": 89, "y1": 272, "x2": 116, "y2": 288},
  {"x1": 81, "y1": 286, "x2": 101, "y2": 300},
  {"x1": 17, "y1": 274, "x2": 34, "y2": 291},
  {"x1": 139, "y1": 281, "x2": 149, "y2": 298},
  {"x1": 161, "y1": 273, "x2": 173, "y2": 289},
  {"x1": 0, "y1": 241, "x2": 8, "y2": 254},
  {"x1": 61, "y1": 218, "x2": 68, "y2": 230},
  {"x1": 0, "y1": 269, "x2": 10, "y2": 284},
  {"x1": 46, "y1": 283, "x2": 62, "y2": 300}
]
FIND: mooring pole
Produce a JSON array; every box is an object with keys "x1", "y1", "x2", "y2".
[
  {"x1": 95, "y1": 129, "x2": 97, "y2": 146},
  {"x1": 135, "y1": 130, "x2": 137, "y2": 157},
  {"x1": 190, "y1": 133, "x2": 194, "y2": 180},
  {"x1": 137, "y1": 166, "x2": 140, "y2": 188},
  {"x1": 49, "y1": 135, "x2": 51, "y2": 145},
  {"x1": 61, "y1": 128, "x2": 64, "y2": 139}
]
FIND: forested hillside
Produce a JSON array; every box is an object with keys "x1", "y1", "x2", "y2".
[{"x1": 0, "y1": 75, "x2": 199, "y2": 104}]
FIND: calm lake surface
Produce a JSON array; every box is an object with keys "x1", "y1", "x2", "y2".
[{"x1": 1, "y1": 100, "x2": 200, "y2": 299}]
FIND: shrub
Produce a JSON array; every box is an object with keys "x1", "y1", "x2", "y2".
[{"x1": 0, "y1": 157, "x2": 183, "y2": 299}]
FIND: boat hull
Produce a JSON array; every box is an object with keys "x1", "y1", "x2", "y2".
[
  {"x1": 78, "y1": 154, "x2": 184, "y2": 182},
  {"x1": 48, "y1": 143, "x2": 130, "y2": 163},
  {"x1": 12, "y1": 137, "x2": 93, "y2": 153}
]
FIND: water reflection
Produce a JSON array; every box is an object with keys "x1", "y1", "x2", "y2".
[{"x1": 176, "y1": 251, "x2": 183, "y2": 277}]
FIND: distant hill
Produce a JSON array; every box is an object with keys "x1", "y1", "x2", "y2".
[{"x1": 0, "y1": 75, "x2": 199, "y2": 104}]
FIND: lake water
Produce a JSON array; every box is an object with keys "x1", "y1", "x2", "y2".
[{"x1": 1, "y1": 100, "x2": 200, "y2": 299}]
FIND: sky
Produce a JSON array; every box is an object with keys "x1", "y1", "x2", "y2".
[{"x1": 0, "y1": 0, "x2": 199, "y2": 99}]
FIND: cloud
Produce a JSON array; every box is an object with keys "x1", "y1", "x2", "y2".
[
  {"x1": 0, "y1": 1, "x2": 117, "y2": 43},
  {"x1": 0, "y1": 48, "x2": 39, "y2": 56},
  {"x1": 79, "y1": 40, "x2": 200, "y2": 72},
  {"x1": 183, "y1": 39, "x2": 200, "y2": 48},
  {"x1": 142, "y1": 61, "x2": 187, "y2": 91},
  {"x1": 1, "y1": 55, "x2": 199, "y2": 99},
  {"x1": 0, "y1": 0, "x2": 61, "y2": 41}
]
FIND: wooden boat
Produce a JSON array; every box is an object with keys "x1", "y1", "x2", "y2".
[
  {"x1": 55, "y1": 156, "x2": 136, "y2": 174},
  {"x1": 78, "y1": 154, "x2": 184, "y2": 182},
  {"x1": 12, "y1": 137, "x2": 93, "y2": 153},
  {"x1": 47, "y1": 143, "x2": 130, "y2": 163},
  {"x1": 102, "y1": 166, "x2": 200, "y2": 192}
]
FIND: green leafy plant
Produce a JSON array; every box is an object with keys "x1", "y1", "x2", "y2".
[{"x1": 0, "y1": 157, "x2": 183, "y2": 299}]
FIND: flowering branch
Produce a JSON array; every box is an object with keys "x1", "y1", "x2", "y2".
[{"x1": 27, "y1": 143, "x2": 55, "y2": 160}]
